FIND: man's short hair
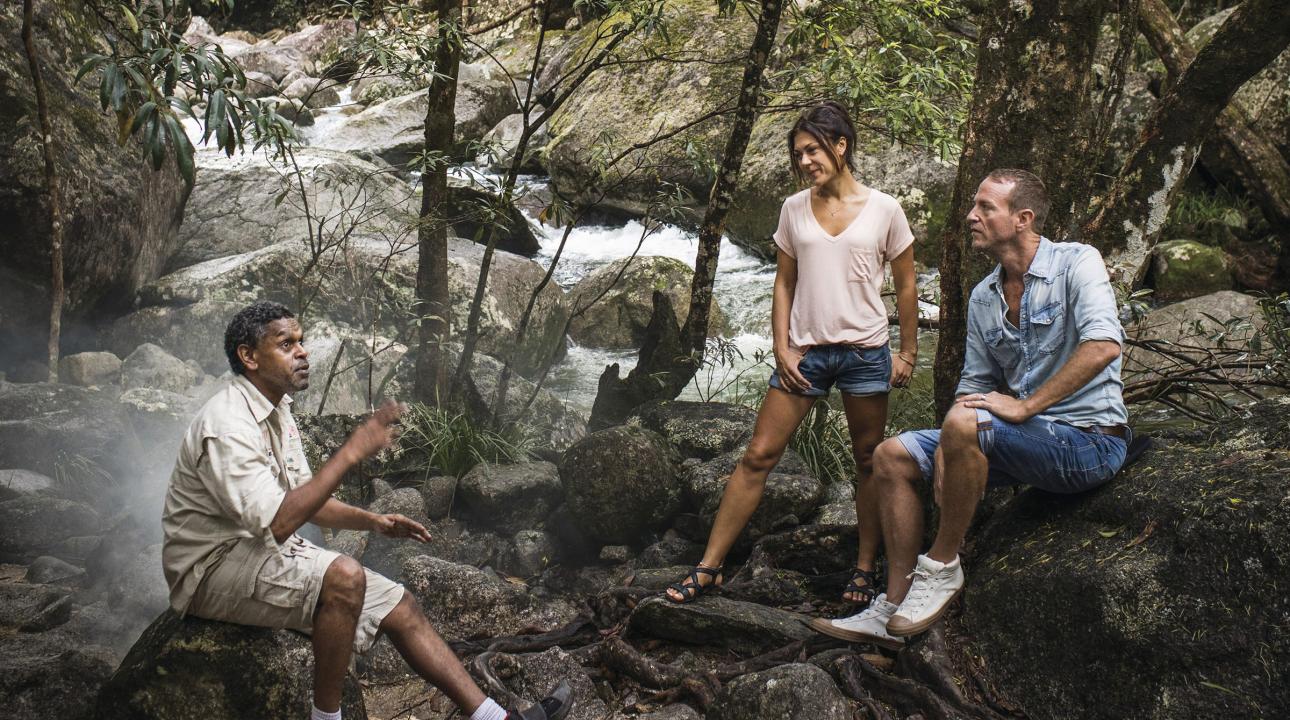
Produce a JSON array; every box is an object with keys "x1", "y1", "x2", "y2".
[
  {"x1": 224, "y1": 301, "x2": 296, "y2": 375},
  {"x1": 986, "y1": 168, "x2": 1050, "y2": 232}
]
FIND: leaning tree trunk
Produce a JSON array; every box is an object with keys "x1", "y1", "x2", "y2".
[
  {"x1": 21, "y1": 0, "x2": 64, "y2": 383},
  {"x1": 588, "y1": 0, "x2": 783, "y2": 428},
  {"x1": 932, "y1": 0, "x2": 1123, "y2": 419},
  {"x1": 414, "y1": 0, "x2": 463, "y2": 406},
  {"x1": 1083, "y1": 0, "x2": 1290, "y2": 284}
]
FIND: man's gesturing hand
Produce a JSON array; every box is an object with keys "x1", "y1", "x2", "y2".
[
  {"x1": 342, "y1": 399, "x2": 407, "y2": 464},
  {"x1": 372, "y1": 513, "x2": 431, "y2": 543}
]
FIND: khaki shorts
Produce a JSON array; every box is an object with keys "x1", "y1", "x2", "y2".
[{"x1": 187, "y1": 535, "x2": 404, "y2": 654}]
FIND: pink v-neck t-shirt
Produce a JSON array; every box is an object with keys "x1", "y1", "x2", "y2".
[{"x1": 773, "y1": 187, "x2": 915, "y2": 352}]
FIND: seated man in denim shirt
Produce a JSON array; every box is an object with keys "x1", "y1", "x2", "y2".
[{"x1": 810, "y1": 168, "x2": 1130, "y2": 649}]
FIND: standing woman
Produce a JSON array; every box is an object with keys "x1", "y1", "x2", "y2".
[{"x1": 666, "y1": 101, "x2": 919, "y2": 606}]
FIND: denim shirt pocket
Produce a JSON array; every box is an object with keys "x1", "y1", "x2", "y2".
[
  {"x1": 985, "y1": 326, "x2": 1021, "y2": 370},
  {"x1": 1030, "y1": 300, "x2": 1067, "y2": 355}
]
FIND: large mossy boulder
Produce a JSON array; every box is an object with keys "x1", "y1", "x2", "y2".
[
  {"x1": 568, "y1": 256, "x2": 731, "y2": 348},
  {"x1": 0, "y1": 0, "x2": 189, "y2": 378},
  {"x1": 963, "y1": 396, "x2": 1290, "y2": 720},
  {"x1": 401, "y1": 555, "x2": 579, "y2": 640},
  {"x1": 558, "y1": 426, "x2": 682, "y2": 545},
  {"x1": 1147, "y1": 239, "x2": 1232, "y2": 303},
  {"x1": 98, "y1": 611, "x2": 367, "y2": 720},
  {"x1": 542, "y1": 1, "x2": 954, "y2": 260},
  {"x1": 626, "y1": 400, "x2": 756, "y2": 461},
  {"x1": 1123, "y1": 291, "x2": 1264, "y2": 377}
]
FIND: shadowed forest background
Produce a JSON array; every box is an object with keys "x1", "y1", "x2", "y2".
[{"x1": 2, "y1": 0, "x2": 1289, "y2": 718}]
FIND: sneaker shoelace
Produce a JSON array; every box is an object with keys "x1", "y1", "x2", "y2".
[{"x1": 903, "y1": 566, "x2": 935, "y2": 609}]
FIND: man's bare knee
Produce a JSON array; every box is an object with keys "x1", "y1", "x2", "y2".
[
  {"x1": 941, "y1": 404, "x2": 980, "y2": 448},
  {"x1": 873, "y1": 438, "x2": 919, "y2": 485},
  {"x1": 321, "y1": 556, "x2": 366, "y2": 612}
]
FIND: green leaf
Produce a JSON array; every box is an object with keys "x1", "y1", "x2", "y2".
[{"x1": 120, "y1": 4, "x2": 140, "y2": 34}]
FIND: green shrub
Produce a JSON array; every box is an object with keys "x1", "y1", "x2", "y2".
[{"x1": 396, "y1": 403, "x2": 535, "y2": 478}]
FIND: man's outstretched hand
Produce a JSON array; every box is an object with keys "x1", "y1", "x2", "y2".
[
  {"x1": 372, "y1": 513, "x2": 431, "y2": 543},
  {"x1": 342, "y1": 399, "x2": 408, "y2": 464}
]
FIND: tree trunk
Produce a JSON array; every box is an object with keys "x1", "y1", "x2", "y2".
[
  {"x1": 414, "y1": 0, "x2": 463, "y2": 405},
  {"x1": 589, "y1": 0, "x2": 783, "y2": 424},
  {"x1": 933, "y1": 0, "x2": 1120, "y2": 419},
  {"x1": 680, "y1": 0, "x2": 784, "y2": 357},
  {"x1": 1138, "y1": 0, "x2": 1290, "y2": 234},
  {"x1": 1083, "y1": 0, "x2": 1290, "y2": 284},
  {"x1": 22, "y1": 0, "x2": 64, "y2": 383}
]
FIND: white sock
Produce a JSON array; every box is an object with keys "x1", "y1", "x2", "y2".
[
  {"x1": 311, "y1": 705, "x2": 341, "y2": 720},
  {"x1": 471, "y1": 697, "x2": 508, "y2": 720}
]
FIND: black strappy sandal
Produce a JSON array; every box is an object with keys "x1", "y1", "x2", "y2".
[
  {"x1": 665, "y1": 564, "x2": 723, "y2": 603},
  {"x1": 842, "y1": 566, "x2": 880, "y2": 605}
]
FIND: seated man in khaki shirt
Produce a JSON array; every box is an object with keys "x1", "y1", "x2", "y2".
[{"x1": 162, "y1": 301, "x2": 570, "y2": 720}]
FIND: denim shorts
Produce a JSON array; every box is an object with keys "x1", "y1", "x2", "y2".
[
  {"x1": 896, "y1": 408, "x2": 1129, "y2": 493},
  {"x1": 769, "y1": 344, "x2": 892, "y2": 397}
]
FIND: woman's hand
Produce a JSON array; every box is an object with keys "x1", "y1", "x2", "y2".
[
  {"x1": 774, "y1": 346, "x2": 811, "y2": 393},
  {"x1": 890, "y1": 352, "x2": 915, "y2": 389}
]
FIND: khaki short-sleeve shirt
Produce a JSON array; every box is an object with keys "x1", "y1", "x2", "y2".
[{"x1": 161, "y1": 374, "x2": 312, "y2": 614}]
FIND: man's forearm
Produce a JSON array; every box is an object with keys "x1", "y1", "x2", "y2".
[
  {"x1": 1023, "y1": 340, "x2": 1121, "y2": 418},
  {"x1": 269, "y1": 447, "x2": 360, "y2": 543},
  {"x1": 311, "y1": 497, "x2": 377, "y2": 531}
]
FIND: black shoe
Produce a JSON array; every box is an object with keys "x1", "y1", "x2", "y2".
[{"x1": 507, "y1": 680, "x2": 573, "y2": 720}]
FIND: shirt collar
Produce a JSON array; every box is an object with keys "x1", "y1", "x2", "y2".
[
  {"x1": 987, "y1": 236, "x2": 1054, "y2": 289},
  {"x1": 231, "y1": 374, "x2": 291, "y2": 424}
]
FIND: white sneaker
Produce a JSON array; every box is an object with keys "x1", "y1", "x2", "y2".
[
  {"x1": 886, "y1": 554, "x2": 965, "y2": 637},
  {"x1": 808, "y1": 593, "x2": 905, "y2": 650}
]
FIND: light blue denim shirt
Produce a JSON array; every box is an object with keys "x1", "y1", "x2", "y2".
[{"x1": 956, "y1": 237, "x2": 1128, "y2": 427}]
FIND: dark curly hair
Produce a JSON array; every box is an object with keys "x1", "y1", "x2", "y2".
[
  {"x1": 224, "y1": 301, "x2": 296, "y2": 375},
  {"x1": 788, "y1": 101, "x2": 858, "y2": 184}
]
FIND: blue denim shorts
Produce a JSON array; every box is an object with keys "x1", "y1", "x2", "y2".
[
  {"x1": 896, "y1": 408, "x2": 1129, "y2": 493},
  {"x1": 769, "y1": 344, "x2": 892, "y2": 397}
]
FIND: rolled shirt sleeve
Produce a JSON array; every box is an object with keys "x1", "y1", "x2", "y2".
[
  {"x1": 199, "y1": 432, "x2": 288, "y2": 552},
  {"x1": 1068, "y1": 246, "x2": 1124, "y2": 345},
  {"x1": 955, "y1": 307, "x2": 1002, "y2": 396},
  {"x1": 772, "y1": 197, "x2": 795, "y2": 258}
]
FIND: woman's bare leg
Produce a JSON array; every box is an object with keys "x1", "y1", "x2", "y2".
[
  {"x1": 666, "y1": 387, "x2": 816, "y2": 600},
  {"x1": 840, "y1": 391, "x2": 889, "y2": 601}
]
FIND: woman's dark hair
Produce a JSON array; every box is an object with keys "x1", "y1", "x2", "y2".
[
  {"x1": 788, "y1": 101, "x2": 857, "y2": 183},
  {"x1": 224, "y1": 301, "x2": 295, "y2": 375}
]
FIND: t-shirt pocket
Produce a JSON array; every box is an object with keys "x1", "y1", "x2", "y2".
[{"x1": 848, "y1": 248, "x2": 876, "y2": 283}]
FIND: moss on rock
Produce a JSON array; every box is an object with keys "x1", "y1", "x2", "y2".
[{"x1": 963, "y1": 397, "x2": 1290, "y2": 719}]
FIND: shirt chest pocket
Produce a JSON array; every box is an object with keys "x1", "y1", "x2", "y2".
[
  {"x1": 849, "y1": 247, "x2": 878, "y2": 283},
  {"x1": 1030, "y1": 300, "x2": 1067, "y2": 355},
  {"x1": 985, "y1": 326, "x2": 1021, "y2": 370}
]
